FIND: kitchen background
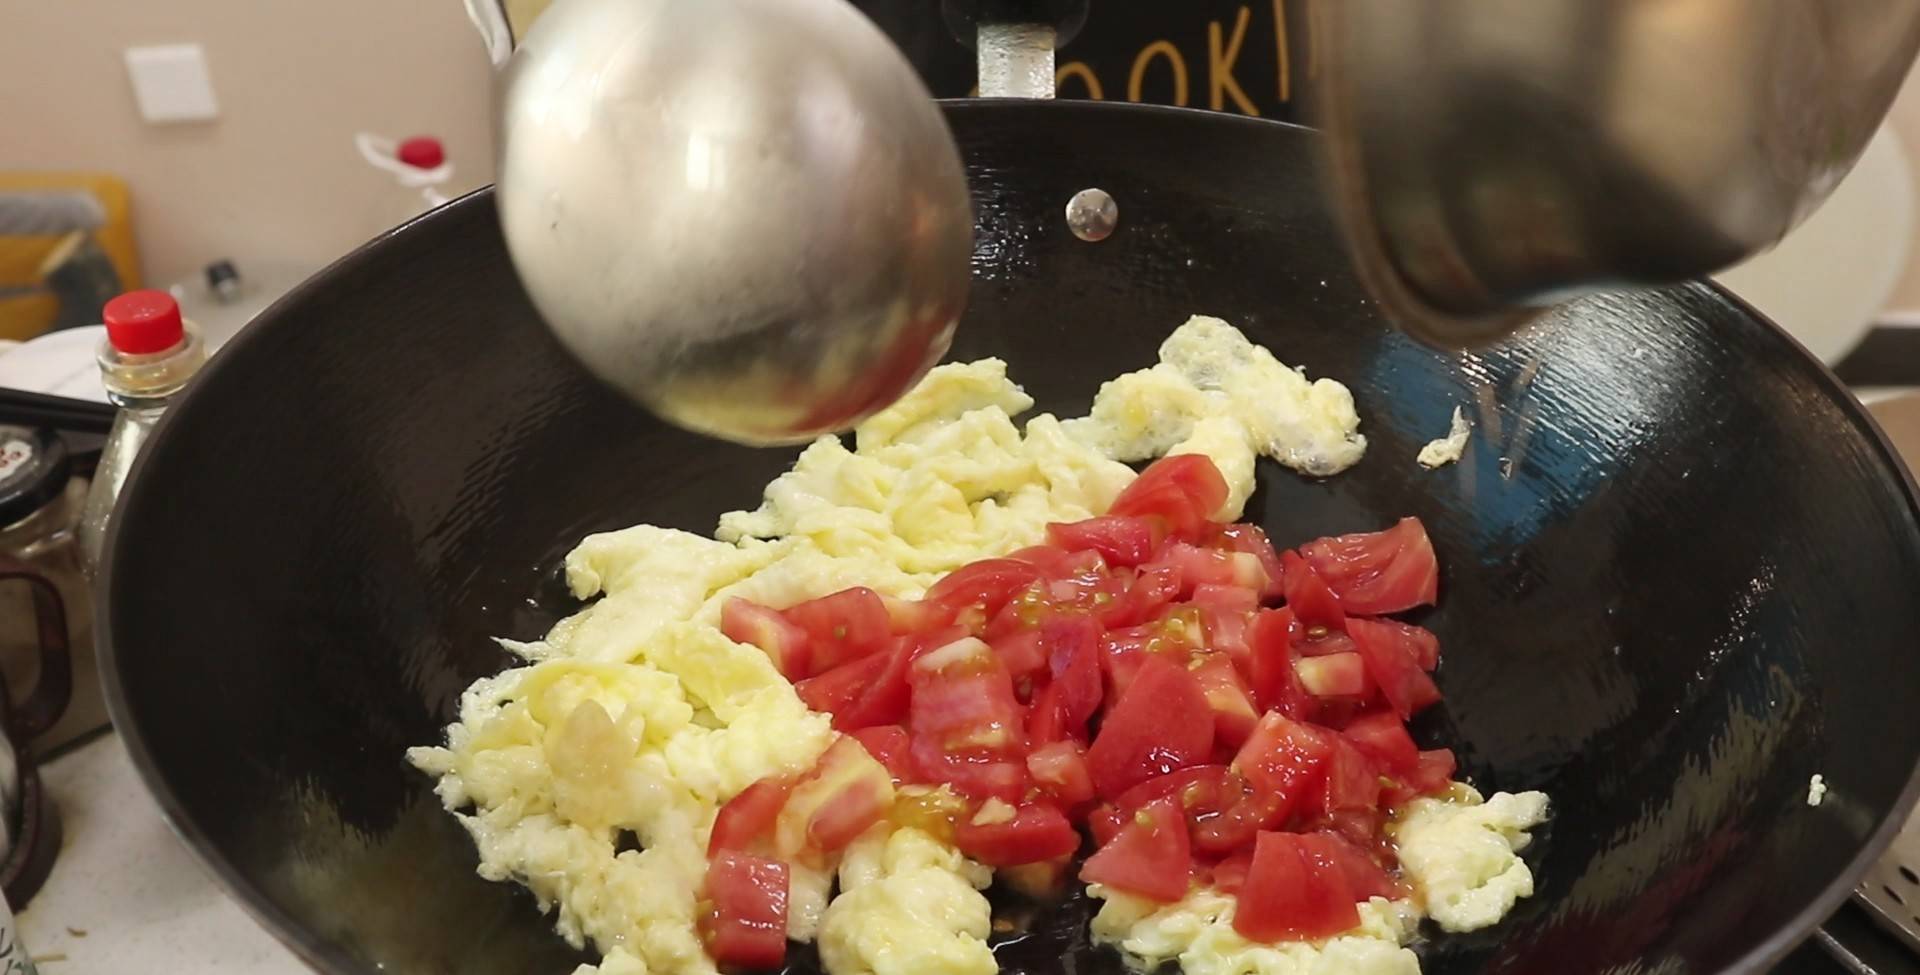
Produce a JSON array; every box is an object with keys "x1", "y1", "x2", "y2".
[{"x1": 2, "y1": 1, "x2": 1919, "y2": 972}]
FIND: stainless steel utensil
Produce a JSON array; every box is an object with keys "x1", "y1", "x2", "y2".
[
  {"x1": 494, "y1": 0, "x2": 974, "y2": 445},
  {"x1": 1314, "y1": 0, "x2": 1920, "y2": 345}
]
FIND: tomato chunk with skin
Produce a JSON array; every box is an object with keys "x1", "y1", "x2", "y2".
[
  {"x1": 1319, "y1": 734, "x2": 1383, "y2": 816},
  {"x1": 1342, "y1": 711, "x2": 1419, "y2": 776},
  {"x1": 1190, "y1": 652, "x2": 1260, "y2": 748},
  {"x1": 1232, "y1": 712, "x2": 1335, "y2": 816},
  {"x1": 1048, "y1": 515, "x2": 1163, "y2": 567},
  {"x1": 1086, "y1": 655, "x2": 1214, "y2": 799},
  {"x1": 1280, "y1": 550, "x2": 1346, "y2": 632},
  {"x1": 1045, "y1": 616, "x2": 1104, "y2": 739},
  {"x1": 1303, "y1": 830, "x2": 1406, "y2": 901},
  {"x1": 781, "y1": 587, "x2": 891, "y2": 675},
  {"x1": 1027, "y1": 740, "x2": 1096, "y2": 804},
  {"x1": 1297, "y1": 517, "x2": 1440, "y2": 615},
  {"x1": 1109, "y1": 455, "x2": 1230, "y2": 540},
  {"x1": 1206, "y1": 523, "x2": 1286, "y2": 600},
  {"x1": 954, "y1": 801, "x2": 1081, "y2": 866},
  {"x1": 722, "y1": 598, "x2": 811, "y2": 679},
  {"x1": 1234, "y1": 831, "x2": 1360, "y2": 942},
  {"x1": 793, "y1": 650, "x2": 891, "y2": 719},
  {"x1": 1099, "y1": 563, "x2": 1181, "y2": 628},
  {"x1": 850, "y1": 725, "x2": 912, "y2": 780},
  {"x1": 1354, "y1": 618, "x2": 1440, "y2": 672},
  {"x1": 710, "y1": 777, "x2": 795, "y2": 856},
  {"x1": 705, "y1": 850, "x2": 790, "y2": 969},
  {"x1": 1080, "y1": 796, "x2": 1193, "y2": 903},
  {"x1": 776, "y1": 738, "x2": 895, "y2": 859},
  {"x1": 1347, "y1": 618, "x2": 1442, "y2": 718},
  {"x1": 1247, "y1": 608, "x2": 1314, "y2": 718},
  {"x1": 924, "y1": 559, "x2": 1045, "y2": 621},
  {"x1": 1087, "y1": 803, "x2": 1128, "y2": 848}
]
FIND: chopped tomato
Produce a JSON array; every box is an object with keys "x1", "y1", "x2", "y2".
[
  {"x1": 1026, "y1": 681, "x2": 1069, "y2": 745},
  {"x1": 1027, "y1": 740, "x2": 1096, "y2": 804},
  {"x1": 1247, "y1": 609, "x2": 1313, "y2": 718},
  {"x1": 704, "y1": 850, "x2": 790, "y2": 969},
  {"x1": 1319, "y1": 735, "x2": 1383, "y2": 815},
  {"x1": 781, "y1": 587, "x2": 891, "y2": 675},
  {"x1": 1192, "y1": 784, "x2": 1286, "y2": 856},
  {"x1": 909, "y1": 739, "x2": 1030, "y2": 801},
  {"x1": 1045, "y1": 616, "x2": 1104, "y2": 739},
  {"x1": 909, "y1": 640, "x2": 1026, "y2": 752},
  {"x1": 990, "y1": 628, "x2": 1049, "y2": 683},
  {"x1": 776, "y1": 738, "x2": 895, "y2": 859},
  {"x1": 954, "y1": 801, "x2": 1081, "y2": 866},
  {"x1": 1158, "y1": 543, "x2": 1268, "y2": 597},
  {"x1": 877, "y1": 593, "x2": 941, "y2": 634},
  {"x1": 1279, "y1": 550, "x2": 1346, "y2": 632},
  {"x1": 829, "y1": 636, "x2": 921, "y2": 730},
  {"x1": 1098, "y1": 564, "x2": 1181, "y2": 628},
  {"x1": 1087, "y1": 655, "x2": 1214, "y2": 799},
  {"x1": 1233, "y1": 831, "x2": 1360, "y2": 942},
  {"x1": 1341, "y1": 712, "x2": 1419, "y2": 776},
  {"x1": 710, "y1": 777, "x2": 795, "y2": 856},
  {"x1": 1114, "y1": 764, "x2": 1235, "y2": 813},
  {"x1": 1353, "y1": 618, "x2": 1440, "y2": 671},
  {"x1": 1048, "y1": 515, "x2": 1164, "y2": 567},
  {"x1": 1297, "y1": 517, "x2": 1439, "y2": 614},
  {"x1": 1407, "y1": 748, "x2": 1457, "y2": 795},
  {"x1": 1109, "y1": 456, "x2": 1229, "y2": 541},
  {"x1": 1191, "y1": 583, "x2": 1260, "y2": 613},
  {"x1": 1303, "y1": 830, "x2": 1406, "y2": 901},
  {"x1": 1206, "y1": 523, "x2": 1286, "y2": 600},
  {"x1": 1190, "y1": 652, "x2": 1260, "y2": 748},
  {"x1": 1294, "y1": 652, "x2": 1371, "y2": 698},
  {"x1": 1210, "y1": 850, "x2": 1255, "y2": 894},
  {"x1": 721, "y1": 598, "x2": 812, "y2": 679},
  {"x1": 924, "y1": 559, "x2": 1045, "y2": 621},
  {"x1": 1004, "y1": 544, "x2": 1077, "y2": 576},
  {"x1": 1080, "y1": 796, "x2": 1193, "y2": 903},
  {"x1": 1232, "y1": 712, "x2": 1334, "y2": 814},
  {"x1": 849, "y1": 726, "x2": 912, "y2": 780},
  {"x1": 1347, "y1": 618, "x2": 1442, "y2": 719},
  {"x1": 1202, "y1": 606, "x2": 1255, "y2": 669},
  {"x1": 793, "y1": 650, "x2": 892, "y2": 719},
  {"x1": 1293, "y1": 628, "x2": 1358, "y2": 658},
  {"x1": 1087, "y1": 803, "x2": 1127, "y2": 847}
]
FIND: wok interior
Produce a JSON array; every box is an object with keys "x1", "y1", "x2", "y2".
[{"x1": 102, "y1": 102, "x2": 1920, "y2": 975}]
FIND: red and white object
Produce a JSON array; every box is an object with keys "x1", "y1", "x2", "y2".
[{"x1": 355, "y1": 133, "x2": 455, "y2": 216}]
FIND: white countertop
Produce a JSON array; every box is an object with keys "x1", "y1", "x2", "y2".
[{"x1": 18, "y1": 733, "x2": 306, "y2": 973}]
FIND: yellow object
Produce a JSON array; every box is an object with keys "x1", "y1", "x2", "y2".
[{"x1": 0, "y1": 172, "x2": 140, "y2": 342}]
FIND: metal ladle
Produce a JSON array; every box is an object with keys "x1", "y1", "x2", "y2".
[{"x1": 494, "y1": 0, "x2": 976, "y2": 445}]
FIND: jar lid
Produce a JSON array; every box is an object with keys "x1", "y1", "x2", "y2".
[{"x1": 0, "y1": 427, "x2": 71, "y2": 530}]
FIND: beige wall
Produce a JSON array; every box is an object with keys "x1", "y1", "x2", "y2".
[{"x1": 0, "y1": 0, "x2": 497, "y2": 289}]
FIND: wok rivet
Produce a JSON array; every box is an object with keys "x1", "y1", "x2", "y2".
[{"x1": 1066, "y1": 188, "x2": 1118, "y2": 242}]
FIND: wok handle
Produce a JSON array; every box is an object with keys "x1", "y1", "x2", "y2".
[{"x1": 0, "y1": 556, "x2": 72, "y2": 744}]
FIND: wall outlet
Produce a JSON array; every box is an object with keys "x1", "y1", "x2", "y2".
[{"x1": 124, "y1": 44, "x2": 219, "y2": 123}]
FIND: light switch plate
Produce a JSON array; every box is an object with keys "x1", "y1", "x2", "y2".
[{"x1": 124, "y1": 44, "x2": 219, "y2": 123}]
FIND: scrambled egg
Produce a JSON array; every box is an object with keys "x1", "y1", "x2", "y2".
[
  {"x1": 1394, "y1": 786, "x2": 1552, "y2": 933},
  {"x1": 411, "y1": 314, "x2": 1546, "y2": 975},
  {"x1": 1090, "y1": 887, "x2": 1422, "y2": 975},
  {"x1": 1416, "y1": 407, "x2": 1471, "y2": 470}
]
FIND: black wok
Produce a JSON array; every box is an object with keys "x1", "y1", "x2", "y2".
[{"x1": 101, "y1": 102, "x2": 1920, "y2": 975}]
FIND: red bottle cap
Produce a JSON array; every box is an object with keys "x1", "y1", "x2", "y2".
[
  {"x1": 103, "y1": 289, "x2": 185, "y2": 355},
  {"x1": 397, "y1": 136, "x2": 446, "y2": 170}
]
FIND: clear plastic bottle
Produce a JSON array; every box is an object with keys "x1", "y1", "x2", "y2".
[{"x1": 76, "y1": 290, "x2": 206, "y2": 578}]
